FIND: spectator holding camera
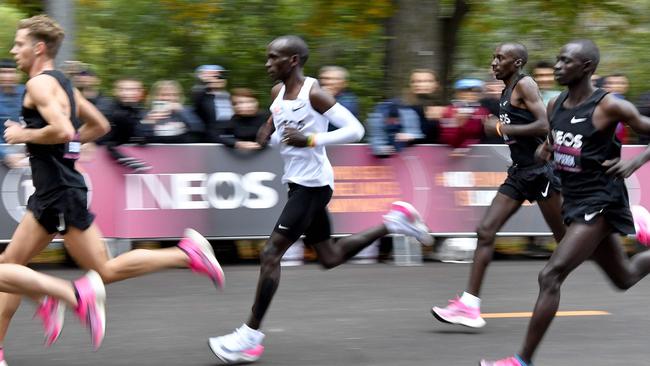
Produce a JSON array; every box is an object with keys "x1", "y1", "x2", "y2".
[
  {"x1": 217, "y1": 88, "x2": 268, "y2": 150},
  {"x1": 439, "y1": 78, "x2": 489, "y2": 151},
  {"x1": 140, "y1": 80, "x2": 203, "y2": 143},
  {"x1": 192, "y1": 64, "x2": 234, "y2": 142}
]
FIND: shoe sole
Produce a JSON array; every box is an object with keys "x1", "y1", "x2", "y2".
[
  {"x1": 184, "y1": 228, "x2": 225, "y2": 289},
  {"x1": 86, "y1": 270, "x2": 106, "y2": 349},
  {"x1": 430, "y1": 307, "x2": 486, "y2": 328},
  {"x1": 207, "y1": 339, "x2": 259, "y2": 365},
  {"x1": 391, "y1": 201, "x2": 434, "y2": 246}
]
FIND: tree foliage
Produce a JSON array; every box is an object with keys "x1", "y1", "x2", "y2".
[
  {"x1": 0, "y1": 5, "x2": 25, "y2": 57},
  {"x1": 2, "y1": 1, "x2": 650, "y2": 113},
  {"x1": 456, "y1": 0, "x2": 650, "y2": 99},
  {"x1": 74, "y1": 0, "x2": 391, "y2": 111}
]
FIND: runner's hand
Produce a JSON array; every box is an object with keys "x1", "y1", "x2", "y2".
[
  {"x1": 4, "y1": 120, "x2": 26, "y2": 144},
  {"x1": 603, "y1": 157, "x2": 640, "y2": 179},
  {"x1": 282, "y1": 127, "x2": 308, "y2": 147},
  {"x1": 535, "y1": 140, "x2": 553, "y2": 162}
]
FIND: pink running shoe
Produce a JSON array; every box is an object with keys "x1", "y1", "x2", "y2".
[
  {"x1": 178, "y1": 228, "x2": 225, "y2": 289},
  {"x1": 0, "y1": 348, "x2": 6, "y2": 366},
  {"x1": 480, "y1": 355, "x2": 530, "y2": 366},
  {"x1": 631, "y1": 205, "x2": 650, "y2": 246},
  {"x1": 208, "y1": 325, "x2": 265, "y2": 364},
  {"x1": 383, "y1": 201, "x2": 433, "y2": 246},
  {"x1": 431, "y1": 296, "x2": 486, "y2": 328},
  {"x1": 35, "y1": 296, "x2": 65, "y2": 347},
  {"x1": 73, "y1": 270, "x2": 106, "y2": 349}
]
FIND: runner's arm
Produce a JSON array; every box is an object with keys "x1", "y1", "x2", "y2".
[
  {"x1": 75, "y1": 89, "x2": 111, "y2": 143},
  {"x1": 309, "y1": 86, "x2": 364, "y2": 145},
  {"x1": 5, "y1": 76, "x2": 75, "y2": 144},
  {"x1": 601, "y1": 96, "x2": 650, "y2": 177},
  {"x1": 499, "y1": 77, "x2": 549, "y2": 137}
]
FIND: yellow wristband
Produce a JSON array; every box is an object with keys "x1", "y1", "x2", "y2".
[
  {"x1": 307, "y1": 134, "x2": 317, "y2": 147},
  {"x1": 496, "y1": 122, "x2": 503, "y2": 137}
]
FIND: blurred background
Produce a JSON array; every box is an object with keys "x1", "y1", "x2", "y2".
[
  {"x1": 1, "y1": 1, "x2": 649, "y2": 112},
  {"x1": 0, "y1": 0, "x2": 649, "y2": 265}
]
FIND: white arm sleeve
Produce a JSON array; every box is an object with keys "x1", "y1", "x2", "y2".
[{"x1": 316, "y1": 103, "x2": 365, "y2": 146}]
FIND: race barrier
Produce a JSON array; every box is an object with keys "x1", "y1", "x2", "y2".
[{"x1": 0, "y1": 144, "x2": 648, "y2": 241}]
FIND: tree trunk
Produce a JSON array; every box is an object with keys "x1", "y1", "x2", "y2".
[
  {"x1": 46, "y1": 0, "x2": 76, "y2": 66},
  {"x1": 385, "y1": 0, "x2": 441, "y2": 99},
  {"x1": 439, "y1": 0, "x2": 469, "y2": 101},
  {"x1": 386, "y1": 0, "x2": 469, "y2": 101}
]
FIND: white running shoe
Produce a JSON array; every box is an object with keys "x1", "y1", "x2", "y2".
[
  {"x1": 208, "y1": 325, "x2": 265, "y2": 364},
  {"x1": 383, "y1": 201, "x2": 433, "y2": 246}
]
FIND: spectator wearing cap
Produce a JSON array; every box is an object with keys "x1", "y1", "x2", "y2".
[
  {"x1": 438, "y1": 78, "x2": 489, "y2": 152},
  {"x1": 0, "y1": 59, "x2": 27, "y2": 167},
  {"x1": 478, "y1": 75, "x2": 505, "y2": 144},
  {"x1": 192, "y1": 64, "x2": 234, "y2": 143},
  {"x1": 319, "y1": 66, "x2": 359, "y2": 131}
]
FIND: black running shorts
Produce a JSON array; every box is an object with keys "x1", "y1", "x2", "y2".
[
  {"x1": 498, "y1": 163, "x2": 561, "y2": 202},
  {"x1": 273, "y1": 183, "x2": 333, "y2": 245},
  {"x1": 562, "y1": 198, "x2": 635, "y2": 235},
  {"x1": 27, "y1": 188, "x2": 95, "y2": 234}
]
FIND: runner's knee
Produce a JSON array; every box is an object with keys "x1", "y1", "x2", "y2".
[
  {"x1": 259, "y1": 245, "x2": 283, "y2": 271},
  {"x1": 538, "y1": 264, "x2": 565, "y2": 292},
  {"x1": 476, "y1": 224, "x2": 497, "y2": 244}
]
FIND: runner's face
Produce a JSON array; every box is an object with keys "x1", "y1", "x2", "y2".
[
  {"x1": 265, "y1": 42, "x2": 294, "y2": 81},
  {"x1": 553, "y1": 44, "x2": 586, "y2": 86},
  {"x1": 10, "y1": 29, "x2": 37, "y2": 73},
  {"x1": 491, "y1": 45, "x2": 517, "y2": 81}
]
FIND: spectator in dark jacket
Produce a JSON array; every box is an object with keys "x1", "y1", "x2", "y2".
[
  {"x1": 100, "y1": 78, "x2": 150, "y2": 171},
  {"x1": 140, "y1": 80, "x2": 203, "y2": 143},
  {"x1": 192, "y1": 64, "x2": 233, "y2": 142},
  {"x1": 218, "y1": 88, "x2": 268, "y2": 150}
]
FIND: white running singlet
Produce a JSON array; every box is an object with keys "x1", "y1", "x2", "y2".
[{"x1": 269, "y1": 77, "x2": 333, "y2": 188}]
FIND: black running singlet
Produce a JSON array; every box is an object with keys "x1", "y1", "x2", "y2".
[
  {"x1": 21, "y1": 70, "x2": 86, "y2": 198},
  {"x1": 549, "y1": 88, "x2": 622, "y2": 200},
  {"x1": 498, "y1": 74, "x2": 544, "y2": 167}
]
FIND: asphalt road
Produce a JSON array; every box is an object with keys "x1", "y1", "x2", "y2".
[{"x1": 3, "y1": 260, "x2": 649, "y2": 366}]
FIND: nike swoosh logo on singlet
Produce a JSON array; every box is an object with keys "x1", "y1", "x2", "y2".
[
  {"x1": 570, "y1": 116, "x2": 587, "y2": 124},
  {"x1": 541, "y1": 182, "x2": 550, "y2": 198}
]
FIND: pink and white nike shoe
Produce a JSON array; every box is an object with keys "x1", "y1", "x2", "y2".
[
  {"x1": 35, "y1": 295, "x2": 65, "y2": 346},
  {"x1": 480, "y1": 355, "x2": 531, "y2": 366},
  {"x1": 631, "y1": 205, "x2": 650, "y2": 246},
  {"x1": 431, "y1": 296, "x2": 486, "y2": 328},
  {"x1": 383, "y1": 201, "x2": 433, "y2": 246},
  {"x1": 178, "y1": 228, "x2": 225, "y2": 289},
  {"x1": 73, "y1": 270, "x2": 106, "y2": 349},
  {"x1": 208, "y1": 325, "x2": 265, "y2": 364}
]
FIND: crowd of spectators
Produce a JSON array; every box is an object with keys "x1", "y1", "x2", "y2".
[{"x1": 0, "y1": 58, "x2": 649, "y2": 169}]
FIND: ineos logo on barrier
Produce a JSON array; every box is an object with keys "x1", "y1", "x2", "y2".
[
  {"x1": 1, "y1": 167, "x2": 93, "y2": 223},
  {"x1": 125, "y1": 172, "x2": 279, "y2": 210}
]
